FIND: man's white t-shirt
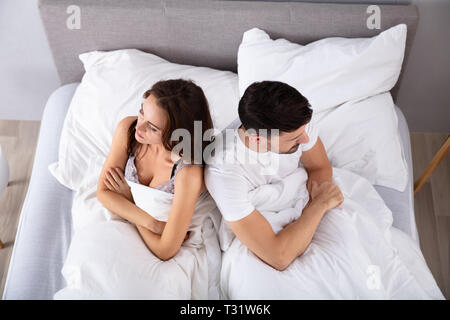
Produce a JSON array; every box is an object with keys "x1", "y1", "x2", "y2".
[{"x1": 205, "y1": 119, "x2": 319, "y2": 222}]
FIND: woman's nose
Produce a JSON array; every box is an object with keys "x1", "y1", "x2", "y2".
[{"x1": 136, "y1": 121, "x2": 145, "y2": 133}]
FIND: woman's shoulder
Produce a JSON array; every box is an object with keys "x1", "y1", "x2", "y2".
[
  {"x1": 174, "y1": 162, "x2": 204, "y2": 183},
  {"x1": 113, "y1": 116, "x2": 138, "y2": 153},
  {"x1": 176, "y1": 161, "x2": 203, "y2": 174},
  {"x1": 117, "y1": 116, "x2": 138, "y2": 133},
  {"x1": 174, "y1": 163, "x2": 206, "y2": 195}
]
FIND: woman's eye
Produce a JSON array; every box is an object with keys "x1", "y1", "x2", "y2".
[{"x1": 145, "y1": 122, "x2": 155, "y2": 132}]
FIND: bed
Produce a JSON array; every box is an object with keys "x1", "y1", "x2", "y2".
[{"x1": 3, "y1": 0, "x2": 420, "y2": 299}]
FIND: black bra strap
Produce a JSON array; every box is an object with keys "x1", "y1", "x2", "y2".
[{"x1": 170, "y1": 158, "x2": 183, "y2": 179}]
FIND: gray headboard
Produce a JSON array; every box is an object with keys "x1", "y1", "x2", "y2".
[{"x1": 38, "y1": 0, "x2": 418, "y2": 102}]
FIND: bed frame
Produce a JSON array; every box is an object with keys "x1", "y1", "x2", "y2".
[{"x1": 2, "y1": 0, "x2": 419, "y2": 299}]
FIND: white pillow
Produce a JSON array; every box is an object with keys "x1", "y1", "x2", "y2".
[
  {"x1": 314, "y1": 93, "x2": 408, "y2": 192},
  {"x1": 238, "y1": 24, "x2": 407, "y2": 112},
  {"x1": 49, "y1": 49, "x2": 239, "y2": 191}
]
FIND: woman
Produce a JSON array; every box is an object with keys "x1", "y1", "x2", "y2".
[{"x1": 97, "y1": 79, "x2": 214, "y2": 262}]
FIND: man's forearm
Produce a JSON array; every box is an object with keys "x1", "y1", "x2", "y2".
[
  {"x1": 275, "y1": 200, "x2": 327, "y2": 269},
  {"x1": 306, "y1": 166, "x2": 333, "y2": 195}
]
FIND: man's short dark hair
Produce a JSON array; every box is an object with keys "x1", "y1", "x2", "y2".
[{"x1": 238, "y1": 81, "x2": 313, "y2": 134}]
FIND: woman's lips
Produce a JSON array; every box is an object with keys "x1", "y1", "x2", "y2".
[{"x1": 136, "y1": 131, "x2": 144, "y2": 139}]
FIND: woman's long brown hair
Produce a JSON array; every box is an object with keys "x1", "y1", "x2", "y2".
[{"x1": 127, "y1": 79, "x2": 214, "y2": 164}]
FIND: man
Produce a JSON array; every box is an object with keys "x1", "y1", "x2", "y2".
[{"x1": 205, "y1": 81, "x2": 344, "y2": 272}]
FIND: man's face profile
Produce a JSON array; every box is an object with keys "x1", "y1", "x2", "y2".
[{"x1": 269, "y1": 123, "x2": 310, "y2": 154}]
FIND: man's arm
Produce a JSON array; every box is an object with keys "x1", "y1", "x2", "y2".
[
  {"x1": 205, "y1": 160, "x2": 343, "y2": 272},
  {"x1": 228, "y1": 180, "x2": 343, "y2": 271},
  {"x1": 229, "y1": 202, "x2": 326, "y2": 271},
  {"x1": 300, "y1": 137, "x2": 333, "y2": 196}
]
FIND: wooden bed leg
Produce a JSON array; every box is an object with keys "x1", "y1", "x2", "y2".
[
  {"x1": 0, "y1": 239, "x2": 4, "y2": 249},
  {"x1": 414, "y1": 135, "x2": 450, "y2": 196}
]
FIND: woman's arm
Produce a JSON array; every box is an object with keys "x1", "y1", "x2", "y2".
[
  {"x1": 135, "y1": 165, "x2": 205, "y2": 261},
  {"x1": 98, "y1": 188, "x2": 165, "y2": 234},
  {"x1": 96, "y1": 117, "x2": 165, "y2": 234}
]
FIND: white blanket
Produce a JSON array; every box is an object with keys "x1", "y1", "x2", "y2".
[
  {"x1": 54, "y1": 176, "x2": 222, "y2": 300},
  {"x1": 219, "y1": 166, "x2": 444, "y2": 299}
]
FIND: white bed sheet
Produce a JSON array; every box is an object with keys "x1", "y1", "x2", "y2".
[
  {"x1": 218, "y1": 166, "x2": 443, "y2": 299},
  {"x1": 3, "y1": 83, "x2": 418, "y2": 299}
]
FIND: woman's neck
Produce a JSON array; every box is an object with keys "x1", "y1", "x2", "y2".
[{"x1": 148, "y1": 143, "x2": 181, "y2": 164}]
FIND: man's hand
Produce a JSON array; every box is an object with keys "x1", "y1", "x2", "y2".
[
  {"x1": 306, "y1": 170, "x2": 332, "y2": 195},
  {"x1": 104, "y1": 167, "x2": 133, "y2": 202},
  {"x1": 310, "y1": 180, "x2": 344, "y2": 211},
  {"x1": 306, "y1": 175, "x2": 330, "y2": 205}
]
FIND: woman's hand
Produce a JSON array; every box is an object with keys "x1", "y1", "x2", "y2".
[
  {"x1": 104, "y1": 167, "x2": 133, "y2": 202},
  {"x1": 147, "y1": 219, "x2": 167, "y2": 235}
]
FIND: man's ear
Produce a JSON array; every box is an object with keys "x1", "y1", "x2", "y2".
[{"x1": 248, "y1": 134, "x2": 260, "y2": 145}]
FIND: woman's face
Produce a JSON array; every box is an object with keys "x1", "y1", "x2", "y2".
[{"x1": 135, "y1": 94, "x2": 167, "y2": 145}]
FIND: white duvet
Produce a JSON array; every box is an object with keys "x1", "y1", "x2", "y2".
[
  {"x1": 219, "y1": 166, "x2": 444, "y2": 299},
  {"x1": 54, "y1": 177, "x2": 222, "y2": 300}
]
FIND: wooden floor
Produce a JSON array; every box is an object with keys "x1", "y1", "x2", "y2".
[
  {"x1": 0, "y1": 120, "x2": 41, "y2": 298},
  {"x1": 411, "y1": 133, "x2": 449, "y2": 299},
  {"x1": 0, "y1": 120, "x2": 448, "y2": 299}
]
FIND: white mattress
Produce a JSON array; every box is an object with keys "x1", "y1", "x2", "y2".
[{"x1": 2, "y1": 83, "x2": 419, "y2": 299}]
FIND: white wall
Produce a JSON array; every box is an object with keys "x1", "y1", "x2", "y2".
[
  {"x1": 396, "y1": 0, "x2": 450, "y2": 132},
  {"x1": 0, "y1": 0, "x2": 59, "y2": 121}
]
